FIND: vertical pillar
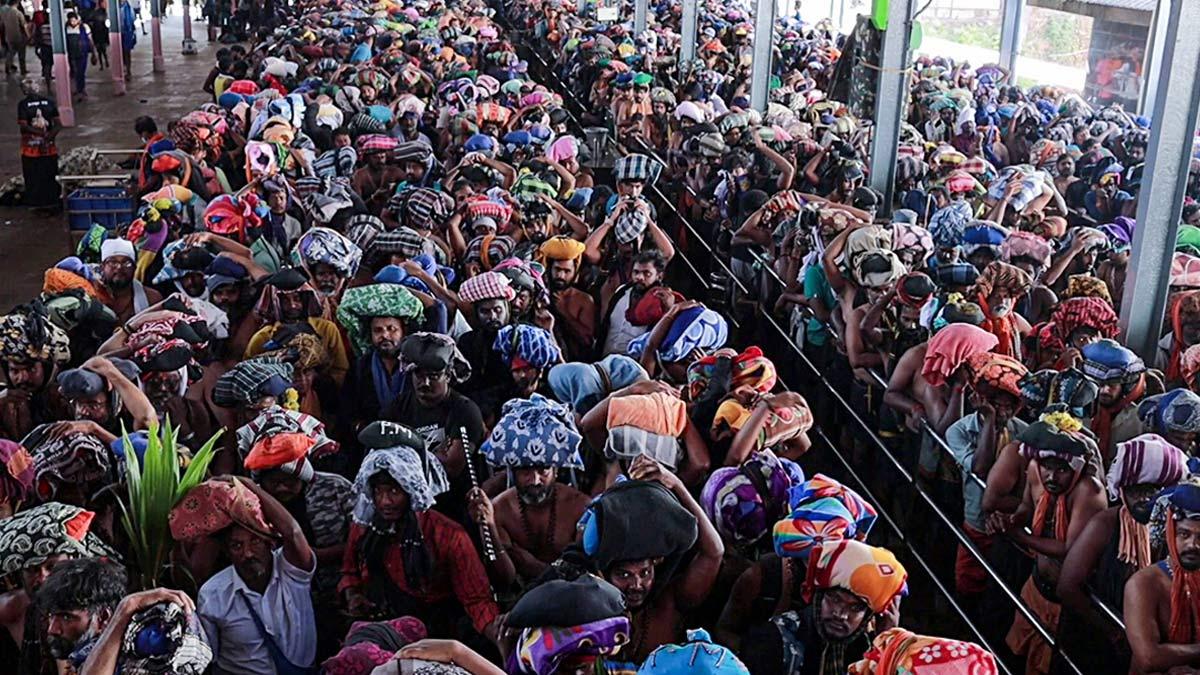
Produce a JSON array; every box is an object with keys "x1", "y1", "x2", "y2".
[
  {"x1": 48, "y1": 0, "x2": 73, "y2": 126},
  {"x1": 1140, "y1": 0, "x2": 1170, "y2": 115},
  {"x1": 679, "y1": 0, "x2": 697, "y2": 64},
  {"x1": 748, "y1": 0, "x2": 776, "y2": 111},
  {"x1": 633, "y1": 0, "x2": 647, "y2": 34},
  {"x1": 182, "y1": 0, "x2": 195, "y2": 50},
  {"x1": 1120, "y1": 0, "x2": 1200, "y2": 360},
  {"x1": 108, "y1": 0, "x2": 126, "y2": 95},
  {"x1": 868, "y1": 0, "x2": 917, "y2": 213},
  {"x1": 998, "y1": 0, "x2": 1027, "y2": 78},
  {"x1": 151, "y1": 0, "x2": 164, "y2": 73},
  {"x1": 997, "y1": 0, "x2": 1026, "y2": 80}
]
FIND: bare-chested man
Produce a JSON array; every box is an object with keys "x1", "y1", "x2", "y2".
[
  {"x1": 1125, "y1": 476, "x2": 1200, "y2": 675},
  {"x1": 989, "y1": 418, "x2": 1106, "y2": 675}
]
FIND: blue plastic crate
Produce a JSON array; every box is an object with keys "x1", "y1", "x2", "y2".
[{"x1": 66, "y1": 187, "x2": 134, "y2": 231}]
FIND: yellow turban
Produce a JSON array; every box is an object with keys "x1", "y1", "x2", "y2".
[{"x1": 539, "y1": 236, "x2": 587, "y2": 263}]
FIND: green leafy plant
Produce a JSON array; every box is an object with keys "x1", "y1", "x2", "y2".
[{"x1": 118, "y1": 419, "x2": 221, "y2": 589}]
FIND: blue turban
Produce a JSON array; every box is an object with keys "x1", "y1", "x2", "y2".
[
  {"x1": 494, "y1": 324, "x2": 562, "y2": 370},
  {"x1": 628, "y1": 306, "x2": 729, "y2": 362},
  {"x1": 481, "y1": 394, "x2": 584, "y2": 469}
]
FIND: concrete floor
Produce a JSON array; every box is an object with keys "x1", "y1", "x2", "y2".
[{"x1": 0, "y1": 11, "x2": 220, "y2": 308}]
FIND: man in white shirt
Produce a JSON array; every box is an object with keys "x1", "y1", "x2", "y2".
[{"x1": 197, "y1": 477, "x2": 317, "y2": 675}]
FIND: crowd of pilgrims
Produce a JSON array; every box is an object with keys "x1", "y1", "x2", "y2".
[{"x1": 8, "y1": 0, "x2": 1200, "y2": 672}]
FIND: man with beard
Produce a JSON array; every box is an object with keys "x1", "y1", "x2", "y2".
[
  {"x1": 539, "y1": 236, "x2": 596, "y2": 361},
  {"x1": 1081, "y1": 339, "x2": 1149, "y2": 466},
  {"x1": 1138, "y1": 389, "x2": 1200, "y2": 457},
  {"x1": 1057, "y1": 434, "x2": 1188, "y2": 673},
  {"x1": 0, "y1": 502, "x2": 113, "y2": 675},
  {"x1": 245, "y1": 268, "x2": 350, "y2": 386},
  {"x1": 382, "y1": 332, "x2": 483, "y2": 485},
  {"x1": 455, "y1": 271, "x2": 516, "y2": 419},
  {"x1": 205, "y1": 256, "x2": 258, "y2": 362},
  {"x1": 599, "y1": 250, "x2": 668, "y2": 357},
  {"x1": 468, "y1": 395, "x2": 592, "y2": 587},
  {"x1": 292, "y1": 227, "x2": 363, "y2": 312},
  {"x1": 55, "y1": 356, "x2": 154, "y2": 435},
  {"x1": 584, "y1": 456, "x2": 724, "y2": 666},
  {"x1": 337, "y1": 283, "x2": 426, "y2": 442},
  {"x1": 989, "y1": 414, "x2": 1107, "y2": 675},
  {"x1": 131, "y1": 339, "x2": 215, "y2": 452},
  {"x1": 35, "y1": 558, "x2": 126, "y2": 670},
  {"x1": 969, "y1": 261, "x2": 1033, "y2": 359},
  {"x1": 184, "y1": 476, "x2": 316, "y2": 675},
  {"x1": 340, "y1": 447, "x2": 500, "y2": 646},
  {"x1": 0, "y1": 311, "x2": 73, "y2": 440},
  {"x1": 1126, "y1": 474, "x2": 1200, "y2": 673},
  {"x1": 739, "y1": 540, "x2": 907, "y2": 675},
  {"x1": 95, "y1": 239, "x2": 162, "y2": 324}
]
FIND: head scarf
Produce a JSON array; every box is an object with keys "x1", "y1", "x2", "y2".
[
  {"x1": 29, "y1": 431, "x2": 112, "y2": 501},
  {"x1": 1138, "y1": 390, "x2": 1200, "y2": 436},
  {"x1": 482, "y1": 395, "x2": 583, "y2": 469},
  {"x1": 292, "y1": 227, "x2": 363, "y2": 279},
  {"x1": 613, "y1": 153, "x2": 660, "y2": 184},
  {"x1": 213, "y1": 360, "x2": 294, "y2": 408},
  {"x1": 351, "y1": 446, "x2": 442, "y2": 522},
  {"x1": 966, "y1": 352, "x2": 1027, "y2": 400},
  {"x1": 772, "y1": 495, "x2": 857, "y2": 560},
  {"x1": 971, "y1": 261, "x2": 1032, "y2": 300},
  {"x1": 1055, "y1": 297, "x2": 1120, "y2": 342},
  {"x1": 168, "y1": 479, "x2": 273, "y2": 541},
  {"x1": 548, "y1": 355, "x2": 648, "y2": 414},
  {"x1": 852, "y1": 250, "x2": 906, "y2": 290},
  {"x1": 1107, "y1": 433, "x2": 1187, "y2": 501},
  {"x1": 458, "y1": 270, "x2": 516, "y2": 303},
  {"x1": 921, "y1": 324, "x2": 999, "y2": 387},
  {"x1": 493, "y1": 325, "x2": 562, "y2": 370},
  {"x1": 701, "y1": 450, "x2": 802, "y2": 546},
  {"x1": 891, "y1": 223, "x2": 933, "y2": 265},
  {"x1": 1169, "y1": 291, "x2": 1200, "y2": 381},
  {"x1": 636, "y1": 629, "x2": 749, "y2": 675},
  {"x1": 803, "y1": 540, "x2": 908, "y2": 614},
  {"x1": 0, "y1": 502, "x2": 113, "y2": 574},
  {"x1": 627, "y1": 306, "x2": 729, "y2": 362},
  {"x1": 400, "y1": 333, "x2": 471, "y2": 383},
  {"x1": 538, "y1": 236, "x2": 587, "y2": 263},
  {"x1": 848, "y1": 628, "x2": 998, "y2": 675},
  {"x1": 336, "y1": 284, "x2": 424, "y2": 354},
  {"x1": 933, "y1": 262, "x2": 979, "y2": 288}
]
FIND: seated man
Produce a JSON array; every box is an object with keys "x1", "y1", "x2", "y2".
[
  {"x1": 1126, "y1": 474, "x2": 1200, "y2": 674},
  {"x1": 244, "y1": 268, "x2": 350, "y2": 385},
  {"x1": 738, "y1": 540, "x2": 907, "y2": 675},
  {"x1": 95, "y1": 239, "x2": 162, "y2": 324},
  {"x1": 0, "y1": 311, "x2": 72, "y2": 440},
  {"x1": 174, "y1": 477, "x2": 316, "y2": 675},
  {"x1": 56, "y1": 356, "x2": 154, "y2": 435},
  {"x1": 340, "y1": 446, "x2": 499, "y2": 644},
  {"x1": 1081, "y1": 339, "x2": 1150, "y2": 466},
  {"x1": 470, "y1": 395, "x2": 591, "y2": 587},
  {"x1": 36, "y1": 558, "x2": 126, "y2": 669}
]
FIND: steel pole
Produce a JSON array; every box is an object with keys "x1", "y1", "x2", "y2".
[
  {"x1": 868, "y1": 0, "x2": 917, "y2": 212},
  {"x1": 1140, "y1": 0, "x2": 1170, "y2": 115},
  {"x1": 48, "y1": 0, "x2": 73, "y2": 126},
  {"x1": 108, "y1": 0, "x2": 126, "y2": 94},
  {"x1": 150, "y1": 0, "x2": 164, "y2": 72},
  {"x1": 633, "y1": 0, "x2": 647, "y2": 34},
  {"x1": 997, "y1": 0, "x2": 1026, "y2": 79},
  {"x1": 679, "y1": 0, "x2": 697, "y2": 65},
  {"x1": 1120, "y1": 0, "x2": 1200, "y2": 359},
  {"x1": 748, "y1": 0, "x2": 776, "y2": 111}
]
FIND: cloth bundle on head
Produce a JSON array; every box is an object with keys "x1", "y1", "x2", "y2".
[
  {"x1": 614, "y1": 208, "x2": 650, "y2": 245},
  {"x1": 236, "y1": 406, "x2": 338, "y2": 481},
  {"x1": 351, "y1": 445, "x2": 446, "y2": 523},
  {"x1": 506, "y1": 576, "x2": 631, "y2": 675},
  {"x1": 400, "y1": 332, "x2": 471, "y2": 382},
  {"x1": 852, "y1": 250, "x2": 906, "y2": 290},
  {"x1": 578, "y1": 479, "x2": 698, "y2": 574},
  {"x1": 966, "y1": 352, "x2": 1027, "y2": 400},
  {"x1": 538, "y1": 235, "x2": 587, "y2": 263},
  {"x1": 848, "y1": 628, "x2": 998, "y2": 675},
  {"x1": 292, "y1": 227, "x2": 363, "y2": 279},
  {"x1": 0, "y1": 311, "x2": 71, "y2": 365},
  {"x1": 120, "y1": 601, "x2": 213, "y2": 675},
  {"x1": 1050, "y1": 296, "x2": 1120, "y2": 346},
  {"x1": 0, "y1": 440, "x2": 34, "y2": 506},
  {"x1": 28, "y1": 430, "x2": 112, "y2": 501},
  {"x1": 1020, "y1": 368, "x2": 1098, "y2": 418},
  {"x1": 0, "y1": 502, "x2": 113, "y2": 574},
  {"x1": 933, "y1": 262, "x2": 979, "y2": 289},
  {"x1": 612, "y1": 153, "x2": 660, "y2": 184},
  {"x1": 1081, "y1": 339, "x2": 1146, "y2": 385},
  {"x1": 803, "y1": 540, "x2": 908, "y2": 614},
  {"x1": 895, "y1": 273, "x2": 936, "y2": 308},
  {"x1": 1170, "y1": 291, "x2": 1200, "y2": 381},
  {"x1": 322, "y1": 617, "x2": 428, "y2": 675},
  {"x1": 482, "y1": 394, "x2": 583, "y2": 469},
  {"x1": 336, "y1": 284, "x2": 424, "y2": 355},
  {"x1": 169, "y1": 479, "x2": 273, "y2": 542},
  {"x1": 891, "y1": 223, "x2": 933, "y2": 266},
  {"x1": 711, "y1": 393, "x2": 814, "y2": 451},
  {"x1": 636, "y1": 628, "x2": 749, "y2": 675},
  {"x1": 1139, "y1": 389, "x2": 1200, "y2": 437},
  {"x1": 458, "y1": 270, "x2": 515, "y2": 303},
  {"x1": 1001, "y1": 231, "x2": 1053, "y2": 269},
  {"x1": 928, "y1": 201, "x2": 974, "y2": 249},
  {"x1": 1107, "y1": 433, "x2": 1187, "y2": 502},
  {"x1": 605, "y1": 392, "x2": 687, "y2": 469},
  {"x1": 774, "y1": 474, "x2": 878, "y2": 558},
  {"x1": 962, "y1": 221, "x2": 1008, "y2": 258},
  {"x1": 372, "y1": 227, "x2": 426, "y2": 261},
  {"x1": 1017, "y1": 411, "x2": 1099, "y2": 540},
  {"x1": 628, "y1": 306, "x2": 728, "y2": 363},
  {"x1": 548, "y1": 355, "x2": 648, "y2": 414},
  {"x1": 921, "y1": 324, "x2": 999, "y2": 387},
  {"x1": 493, "y1": 324, "x2": 561, "y2": 371},
  {"x1": 701, "y1": 449, "x2": 803, "y2": 546},
  {"x1": 213, "y1": 360, "x2": 295, "y2": 408}
]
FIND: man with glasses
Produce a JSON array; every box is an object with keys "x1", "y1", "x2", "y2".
[{"x1": 96, "y1": 239, "x2": 161, "y2": 324}]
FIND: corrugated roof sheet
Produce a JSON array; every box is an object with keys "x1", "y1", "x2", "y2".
[{"x1": 1068, "y1": 0, "x2": 1155, "y2": 11}]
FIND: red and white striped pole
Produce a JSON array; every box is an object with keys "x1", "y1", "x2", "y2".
[
  {"x1": 48, "y1": 0, "x2": 74, "y2": 126},
  {"x1": 107, "y1": 0, "x2": 126, "y2": 95},
  {"x1": 150, "y1": 0, "x2": 164, "y2": 72}
]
